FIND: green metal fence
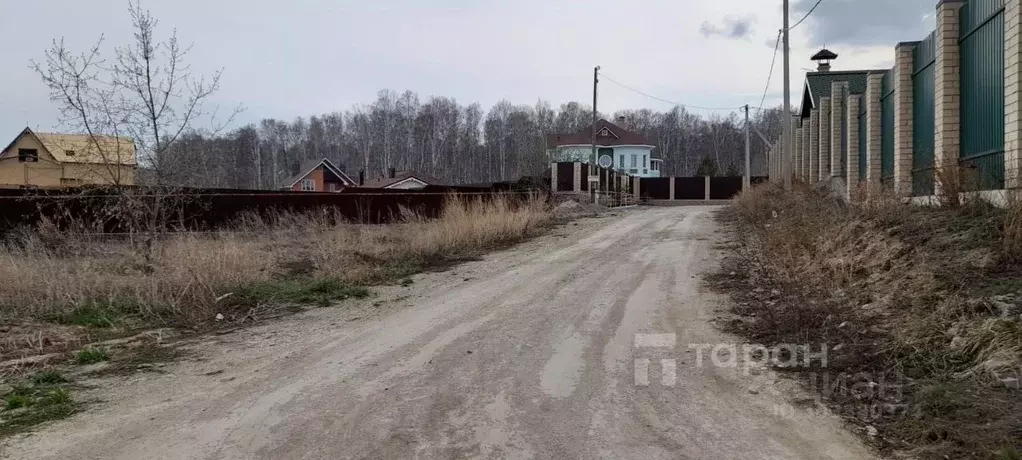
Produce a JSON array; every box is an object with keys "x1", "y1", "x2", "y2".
[
  {"x1": 859, "y1": 96, "x2": 867, "y2": 182},
  {"x1": 960, "y1": 0, "x2": 1005, "y2": 190},
  {"x1": 913, "y1": 32, "x2": 937, "y2": 196},
  {"x1": 881, "y1": 70, "x2": 895, "y2": 185}
]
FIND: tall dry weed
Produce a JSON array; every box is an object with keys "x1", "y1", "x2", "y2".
[{"x1": 0, "y1": 194, "x2": 550, "y2": 327}]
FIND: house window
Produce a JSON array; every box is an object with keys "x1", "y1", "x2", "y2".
[
  {"x1": 65, "y1": 150, "x2": 75, "y2": 156},
  {"x1": 652, "y1": 161, "x2": 659, "y2": 171},
  {"x1": 643, "y1": 155, "x2": 647, "y2": 168},
  {"x1": 18, "y1": 149, "x2": 38, "y2": 162},
  {"x1": 328, "y1": 183, "x2": 337, "y2": 192},
  {"x1": 618, "y1": 155, "x2": 625, "y2": 168},
  {"x1": 300, "y1": 178, "x2": 316, "y2": 191},
  {"x1": 631, "y1": 154, "x2": 637, "y2": 168}
]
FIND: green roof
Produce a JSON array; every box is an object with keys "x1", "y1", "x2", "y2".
[{"x1": 800, "y1": 69, "x2": 887, "y2": 118}]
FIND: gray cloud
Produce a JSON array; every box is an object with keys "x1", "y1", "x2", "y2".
[
  {"x1": 700, "y1": 17, "x2": 755, "y2": 40},
  {"x1": 792, "y1": 0, "x2": 933, "y2": 47}
]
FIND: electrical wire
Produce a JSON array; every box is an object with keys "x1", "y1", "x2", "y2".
[
  {"x1": 789, "y1": 0, "x2": 825, "y2": 31},
  {"x1": 597, "y1": 72, "x2": 743, "y2": 112},
  {"x1": 757, "y1": 30, "x2": 783, "y2": 112}
]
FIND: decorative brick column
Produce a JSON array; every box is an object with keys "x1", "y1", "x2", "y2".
[
  {"x1": 704, "y1": 175, "x2": 711, "y2": 200},
  {"x1": 935, "y1": 0, "x2": 964, "y2": 190},
  {"x1": 830, "y1": 82, "x2": 848, "y2": 177},
  {"x1": 865, "y1": 73, "x2": 884, "y2": 184},
  {"x1": 1007, "y1": 0, "x2": 1022, "y2": 189},
  {"x1": 795, "y1": 126, "x2": 804, "y2": 182},
  {"x1": 550, "y1": 162, "x2": 558, "y2": 191},
  {"x1": 573, "y1": 162, "x2": 582, "y2": 192},
  {"x1": 669, "y1": 176, "x2": 675, "y2": 199},
  {"x1": 847, "y1": 94, "x2": 862, "y2": 200},
  {"x1": 809, "y1": 109, "x2": 821, "y2": 183},
  {"x1": 802, "y1": 119, "x2": 811, "y2": 181},
  {"x1": 632, "y1": 175, "x2": 641, "y2": 200},
  {"x1": 894, "y1": 42, "x2": 918, "y2": 195},
  {"x1": 819, "y1": 97, "x2": 832, "y2": 181}
]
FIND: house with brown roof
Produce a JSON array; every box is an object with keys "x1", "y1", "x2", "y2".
[
  {"x1": 361, "y1": 169, "x2": 445, "y2": 189},
  {"x1": 546, "y1": 117, "x2": 662, "y2": 178},
  {"x1": 283, "y1": 158, "x2": 355, "y2": 192},
  {"x1": 0, "y1": 128, "x2": 137, "y2": 187}
]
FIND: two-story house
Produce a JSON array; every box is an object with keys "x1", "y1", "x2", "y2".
[
  {"x1": 0, "y1": 128, "x2": 137, "y2": 187},
  {"x1": 546, "y1": 118, "x2": 662, "y2": 178}
]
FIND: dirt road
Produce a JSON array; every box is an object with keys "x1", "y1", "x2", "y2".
[{"x1": 5, "y1": 206, "x2": 875, "y2": 460}]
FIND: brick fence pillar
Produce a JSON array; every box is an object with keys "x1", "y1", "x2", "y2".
[
  {"x1": 550, "y1": 162, "x2": 558, "y2": 192},
  {"x1": 802, "y1": 117, "x2": 811, "y2": 181},
  {"x1": 865, "y1": 73, "x2": 884, "y2": 185},
  {"x1": 669, "y1": 176, "x2": 675, "y2": 200},
  {"x1": 819, "y1": 97, "x2": 832, "y2": 181},
  {"x1": 831, "y1": 82, "x2": 848, "y2": 177},
  {"x1": 795, "y1": 126, "x2": 804, "y2": 182},
  {"x1": 894, "y1": 42, "x2": 918, "y2": 196},
  {"x1": 809, "y1": 109, "x2": 821, "y2": 183},
  {"x1": 573, "y1": 162, "x2": 582, "y2": 192},
  {"x1": 1006, "y1": 0, "x2": 1022, "y2": 189},
  {"x1": 935, "y1": 0, "x2": 964, "y2": 193},
  {"x1": 632, "y1": 176, "x2": 641, "y2": 200},
  {"x1": 847, "y1": 94, "x2": 862, "y2": 200},
  {"x1": 704, "y1": 176, "x2": 710, "y2": 200}
]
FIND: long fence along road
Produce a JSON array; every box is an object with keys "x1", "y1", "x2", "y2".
[{"x1": 8, "y1": 207, "x2": 875, "y2": 460}]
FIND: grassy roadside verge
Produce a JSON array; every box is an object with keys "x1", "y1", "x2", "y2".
[
  {"x1": 712, "y1": 184, "x2": 1022, "y2": 459},
  {"x1": 0, "y1": 194, "x2": 552, "y2": 436}
]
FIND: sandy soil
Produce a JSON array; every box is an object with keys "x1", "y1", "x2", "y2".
[{"x1": 3, "y1": 206, "x2": 876, "y2": 460}]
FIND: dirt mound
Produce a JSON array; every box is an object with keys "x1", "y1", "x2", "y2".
[{"x1": 554, "y1": 199, "x2": 606, "y2": 217}]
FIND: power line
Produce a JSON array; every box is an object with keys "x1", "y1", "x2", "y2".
[
  {"x1": 597, "y1": 72, "x2": 743, "y2": 112},
  {"x1": 757, "y1": 30, "x2": 783, "y2": 112},
  {"x1": 789, "y1": 0, "x2": 824, "y2": 31}
]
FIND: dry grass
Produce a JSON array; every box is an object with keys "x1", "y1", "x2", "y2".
[
  {"x1": 719, "y1": 183, "x2": 1022, "y2": 459},
  {"x1": 0, "y1": 194, "x2": 550, "y2": 335}
]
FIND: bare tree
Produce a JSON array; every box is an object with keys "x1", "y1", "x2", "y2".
[{"x1": 33, "y1": 1, "x2": 240, "y2": 186}]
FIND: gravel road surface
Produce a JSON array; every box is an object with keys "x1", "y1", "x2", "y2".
[{"x1": 5, "y1": 206, "x2": 875, "y2": 460}]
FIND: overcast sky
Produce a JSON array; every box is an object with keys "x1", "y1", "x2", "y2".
[{"x1": 0, "y1": 0, "x2": 936, "y2": 137}]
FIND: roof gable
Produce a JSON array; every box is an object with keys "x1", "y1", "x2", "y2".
[
  {"x1": 799, "y1": 70, "x2": 884, "y2": 118},
  {"x1": 284, "y1": 158, "x2": 354, "y2": 188},
  {"x1": 3, "y1": 128, "x2": 136, "y2": 165}
]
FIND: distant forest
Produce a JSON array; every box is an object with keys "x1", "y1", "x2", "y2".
[{"x1": 159, "y1": 90, "x2": 786, "y2": 188}]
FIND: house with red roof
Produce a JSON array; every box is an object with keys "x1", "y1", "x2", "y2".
[{"x1": 546, "y1": 117, "x2": 662, "y2": 178}]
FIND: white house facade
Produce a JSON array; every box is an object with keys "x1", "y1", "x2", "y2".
[{"x1": 546, "y1": 118, "x2": 662, "y2": 178}]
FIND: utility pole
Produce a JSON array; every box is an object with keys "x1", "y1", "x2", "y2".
[
  {"x1": 781, "y1": 0, "x2": 792, "y2": 187},
  {"x1": 744, "y1": 104, "x2": 751, "y2": 190},
  {"x1": 591, "y1": 65, "x2": 600, "y2": 203}
]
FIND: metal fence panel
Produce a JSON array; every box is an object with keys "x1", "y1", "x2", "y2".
[
  {"x1": 881, "y1": 70, "x2": 895, "y2": 184},
  {"x1": 913, "y1": 32, "x2": 937, "y2": 196},
  {"x1": 960, "y1": 0, "x2": 1005, "y2": 190}
]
